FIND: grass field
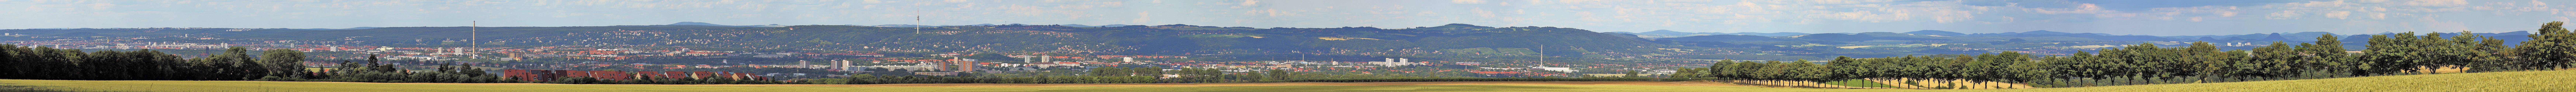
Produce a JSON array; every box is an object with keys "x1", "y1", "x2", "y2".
[
  {"x1": 3, "y1": 70, "x2": 2570, "y2": 92},
  {"x1": 1819, "y1": 79, "x2": 1903, "y2": 88}
]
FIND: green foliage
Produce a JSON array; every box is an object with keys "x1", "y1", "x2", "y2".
[
  {"x1": 1261, "y1": 77, "x2": 1680, "y2": 83},
  {"x1": 1667, "y1": 21, "x2": 2576, "y2": 88},
  {"x1": 0, "y1": 46, "x2": 302, "y2": 81},
  {"x1": 2515, "y1": 21, "x2": 2576, "y2": 71}
]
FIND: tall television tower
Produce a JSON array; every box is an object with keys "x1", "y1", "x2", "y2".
[{"x1": 469, "y1": 21, "x2": 479, "y2": 59}]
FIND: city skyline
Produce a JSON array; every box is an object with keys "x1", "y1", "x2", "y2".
[{"x1": 6, "y1": 0, "x2": 2574, "y2": 35}]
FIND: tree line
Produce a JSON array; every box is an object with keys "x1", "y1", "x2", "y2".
[
  {"x1": 292, "y1": 54, "x2": 509, "y2": 83},
  {"x1": 0, "y1": 46, "x2": 519, "y2": 84},
  {"x1": 0, "y1": 45, "x2": 806, "y2": 84},
  {"x1": 1670, "y1": 22, "x2": 2576, "y2": 88},
  {"x1": 835, "y1": 67, "x2": 1248, "y2": 84},
  {"x1": 0, "y1": 46, "x2": 308, "y2": 81},
  {"x1": 1262, "y1": 77, "x2": 1677, "y2": 83}
]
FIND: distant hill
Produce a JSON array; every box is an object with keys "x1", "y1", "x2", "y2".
[
  {"x1": 2016, "y1": 30, "x2": 2074, "y2": 35},
  {"x1": 297, "y1": 27, "x2": 382, "y2": 30},
  {"x1": 1656, "y1": 35, "x2": 1791, "y2": 42},
  {"x1": 1613, "y1": 30, "x2": 1810, "y2": 39},
  {"x1": 1899, "y1": 30, "x2": 1963, "y2": 36},
  {"x1": 72, "y1": 24, "x2": 1670, "y2": 57},
  {"x1": 1635, "y1": 30, "x2": 1698, "y2": 36},
  {"x1": 661, "y1": 22, "x2": 787, "y2": 27},
  {"x1": 667, "y1": 22, "x2": 731, "y2": 26}
]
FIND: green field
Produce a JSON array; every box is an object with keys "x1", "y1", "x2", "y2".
[{"x1": 3, "y1": 70, "x2": 2570, "y2": 92}]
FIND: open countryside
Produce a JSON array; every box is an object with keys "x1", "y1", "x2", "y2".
[
  {"x1": 6, "y1": 0, "x2": 2576, "y2": 91},
  {"x1": 5, "y1": 69, "x2": 2570, "y2": 91}
]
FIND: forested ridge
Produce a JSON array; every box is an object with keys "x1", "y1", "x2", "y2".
[{"x1": 1669, "y1": 22, "x2": 2576, "y2": 88}]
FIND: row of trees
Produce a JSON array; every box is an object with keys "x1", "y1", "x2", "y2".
[
  {"x1": 837, "y1": 67, "x2": 1289, "y2": 84},
  {"x1": 1670, "y1": 22, "x2": 2576, "y2": 88},
  {"x1": 0, "y1": 46, "x2": 308, "y2": 81},
  {"x1": 841, "y1": 74, "x2": 1159, "y2": 84},
  {"x1": 541, "y1": 76, "x2": 781, "y2": 84},
  {"x1": 0, "y1": 46, "x2": 522, "y2": 83},
  {"x1": 1262, "y1": 77, "x2": 1675, "y2": 83},
  {"x1": 0, "y1": 44, "x2": 810, "y2": 84},
  {"x1": 1087, "y1": 67, "x2": 1167, "y2": 76},
  {"x1": 291, "y1": 54, "x2": 509, "y2": 83}
]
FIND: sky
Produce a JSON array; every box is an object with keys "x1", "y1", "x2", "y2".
[{"x1": 6, "y1": 0, "x2": 2574, "y2": 36}]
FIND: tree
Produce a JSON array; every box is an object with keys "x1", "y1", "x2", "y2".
[
  {"x1": 1624, "y1": 71, "x2": 1641, "y2": 78},
  {"x1": 1709, "y1": 60, "x2": 1741, "y2": 78},
  {"x1": 2471, "y1": 36, "x2": 2511, "y2": 72},
  {"x1": 2250, "y1": 41, "x2": 2300, "y2": 79},
  {"x1": 1826, "y1": 56, "x2": 1866, "y2": 81},
  {"x1": 259, "y1": 49, "x2": 310, "y2": 79},
  {"x1": 1266, "y1": 69, "x2": 1291, "y2": 80},
  {"x1": 208, "y1": 47, "x2": 267, "y2": 80},
  {"x1": 1727, "y1": 60, "x2": 1764, "y2": 79},
  {"x1": 2517, "y1": 21, "x2": 2574, "y2": 70},
  {"x1": 2305, "y1": 34, "x2": 2348, "y2": 77}
]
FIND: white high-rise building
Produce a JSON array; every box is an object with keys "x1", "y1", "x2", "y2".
[
  {"x1": 1382, "y1": 58, "x2": 1410, "y2": 62},
  {"x1": 835, "y1": 60, "x2": 852, "y2": 71}
]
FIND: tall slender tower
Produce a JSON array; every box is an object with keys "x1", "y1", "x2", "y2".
[
  {"x1": 914, "y1": 9, "x2": 923, "y2": 33},
  {"x1": 469, "y1": 21, "x2": 479, "y2": 59}
]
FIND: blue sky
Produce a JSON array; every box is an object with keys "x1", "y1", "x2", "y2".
[{"x1": 5, "y1": 0, "x2": 2572, "y2": 36}]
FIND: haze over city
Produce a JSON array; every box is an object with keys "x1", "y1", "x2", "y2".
[
  {"x1": 3, "y1": 0, "x2": 2573, "y2": 91},
  {"x1": 8, "y1": 0, "x2": 2574, "y2": 35}
]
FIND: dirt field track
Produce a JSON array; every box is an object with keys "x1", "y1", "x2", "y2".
[{"x1": 293, "y1": 81, "x2": 1748, "y2": 87}]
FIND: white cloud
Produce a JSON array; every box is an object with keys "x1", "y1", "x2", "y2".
[
  {"x1": 2402, "y1": 0, "x2": 2468, "y2": 6},
  {"x1": 2370, "y1": 12, "x2": 2388, "y2": 19},
  {"x1": 2266, "y1": 10, "x2": 2302, "y2": 19},
  {"x1": 1451, "y1": 0, "x2": 1485, "y2": 4},
  {"x1": 1240, "y1": 0, "x2": 1258, "y2": 6},
  {"x1": 1472, "y1": 8, "x2": 1496, "y2": 18},
  {"x1": 2221, "y1": 11, "x2": 2239, "y2": 17},
  {"x1": 2325, "y1": 11, "x2": 2352, "y2": 19}
]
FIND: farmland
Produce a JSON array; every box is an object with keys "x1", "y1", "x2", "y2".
[{"x1": 5, "y1": 70, "x2": 2568, "y2": 92}]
